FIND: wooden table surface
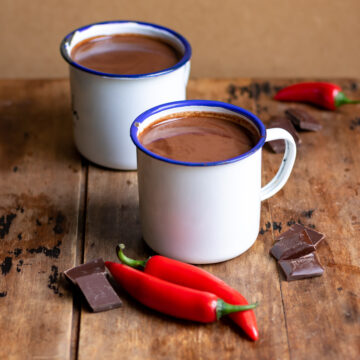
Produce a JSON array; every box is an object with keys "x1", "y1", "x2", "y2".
[{"x1": 0, "y1": 78, "x2": 359, "y2": 360}]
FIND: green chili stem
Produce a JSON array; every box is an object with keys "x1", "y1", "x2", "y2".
[
  {"x1": 335, "y1": 92, "x2": 360, "y2": 107},
  {"x1": 216, "y1": 299, "x2": 258, "y2": 320},
  {"x1": 116, "y1": 244, "x2": 147, "y2": 268}
]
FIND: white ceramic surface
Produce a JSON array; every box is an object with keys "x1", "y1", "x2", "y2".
[
  {"x1": 131, "y1": 101, "x2": 297, "y2": 264},
  {"x1": 61, "y1": 21, "x2": 191, "y2": 170}
]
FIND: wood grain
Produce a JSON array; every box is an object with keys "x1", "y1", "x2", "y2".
[
  {"x1": 252, "y1": 78, "x2": 360, "y2": 360},
  {"x1": 0, "y1": 78, "x2": 359, "y2": 359},
  {"x1": 77, "y1": 78, "x2": 289, "y2": 360},
  {"x1": 0, "y1": 80, "x2": 82, "y2": 359}
]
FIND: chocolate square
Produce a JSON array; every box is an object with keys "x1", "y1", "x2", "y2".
[
  {"x1": 270, "y1": 229, "x2": 315, "y2": 260},
  {"x1": 76, "y1": 272, "x2": 122, "y2": 312},
  {"x1": 279, "y1": 253, "x2": 324, "y2": 281},
  {"x1": 64, "y1": 259, "x2": 122, "y2": 312},
  {"x1": 285, "y1": 108, "x2": 322, "y2": 131},
  {"x1": 276, "y1": 224, "x2": 325, "y2": 248},
  {"x1": 267, "y1": 117, "x2": 301, "y2": 153},
  {"x1": 64, "y1": 258, "x2": 105, "y2": 285}
]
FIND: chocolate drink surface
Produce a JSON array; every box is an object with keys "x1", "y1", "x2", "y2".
[
  {"x1": 139, "y1": 112, "x2": 259, "y2": 163},
  {"x1": 71, "y1": 34, "x2": 182, "y2": 75}
]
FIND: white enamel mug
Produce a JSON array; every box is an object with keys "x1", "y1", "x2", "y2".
[
  {"x1": 131, "y1": 100, "x2": 297, "y2": 264},
  {"x1": 60, "y1": 21, "x2": 191, "y2": 170}
]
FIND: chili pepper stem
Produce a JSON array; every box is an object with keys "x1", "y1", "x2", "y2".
[
  {"x1": 116, "y1": 244, "x2": 147, "y2": 268},
  {"x1": 216, "y1": 299, "x2": 258, "y2": 320},
  {"x1": 335, "y1": 92, "x2": 360, "y2": 107}
]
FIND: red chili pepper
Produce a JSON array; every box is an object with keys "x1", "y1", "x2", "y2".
[
  {"x1": 105, "y1": 262, "x2": 257, "y2": 323},
  {"x1": 116, "y1": 244, "x2": 259, "y2": 341},
  {"x1": 274, "y1": 82, "x2": 360, "y2": 110}
]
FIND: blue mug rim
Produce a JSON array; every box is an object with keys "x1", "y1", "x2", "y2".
[
  {"x1": 60, "y1": 20, "x2": 192, "y2": 79},
  {"x1": 130, "y1": 100, "x2": 267, "y2": 167}
]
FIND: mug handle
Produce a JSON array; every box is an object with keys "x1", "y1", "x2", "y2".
[{"x1": 260, "y1": 128, "x2": 297, "y2": 201}]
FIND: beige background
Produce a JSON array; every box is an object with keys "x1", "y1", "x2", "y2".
[{"x1": 1, "y1": 0, "x2": 359, "y2": 79}]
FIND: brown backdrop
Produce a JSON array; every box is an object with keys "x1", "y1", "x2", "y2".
[{"x1": 1, "y1": 0, "x2": 359, "y2": 79}]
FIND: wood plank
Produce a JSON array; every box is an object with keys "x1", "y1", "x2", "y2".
[
  {"x1": 1, "y1": 78, "x2": 358, "y2": 359},
  {"x1": 0, "y1": 80, "x2": 82, "y2": 359},
  {"x1": 253, "y1": 78, "x2": 360, "y2": 359},
  {"x1": 78, "y1": 79, "x2": 290, "y2": 360}
]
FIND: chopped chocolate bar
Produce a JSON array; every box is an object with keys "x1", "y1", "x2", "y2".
[
  {"x1": 64, "y1": 259, "x2": 122, "y2": 312},
  {"x1": 270, "y1": 229, "x2": 315, "y2": 260},
  {"x1": 276, "y1": 223, "x2": 325, "y2": 248},
  {"x1": 76, "y1": 272, "x2": 122, "y2": 312},
  {"x1": 285, "y1": 108, "x2": 322, "y2": 131},
  {"x1": 279, "y1": 253, "x2": 324, "y2": 281},
  {"x1": 64, "y1": 258, "x2": 105, "y2": 285},
  {"x1": 267, "y1": 117, "x2": 301, "y2": 153}
]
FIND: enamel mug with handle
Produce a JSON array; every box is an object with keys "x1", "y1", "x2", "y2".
[
  {"x1": 60, "y1": 20, "x2": 191, "y2": 170},
  {"x1": 131, "y1": 100, "x2": 297, "y2": 264}
]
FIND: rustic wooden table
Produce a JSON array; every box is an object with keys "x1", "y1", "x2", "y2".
[{"x1": 0, "y1": 78, "x2": 359, "y2": 360}]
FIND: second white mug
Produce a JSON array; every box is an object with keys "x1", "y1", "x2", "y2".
[{"x1": 60, "y1": 20, "x2": 192, "y2": 170}]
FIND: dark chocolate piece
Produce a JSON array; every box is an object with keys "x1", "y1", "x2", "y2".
[
  {"x1": 270, "y1": 229, "x2": 315, "y2": 260},
  {"x1": 76, "y1": 272, "x2": 122, "y2": 312},
  {"x1": 277, "y1": 223, "x2": 325, "y2": 248},
  {"x1": 285, "y1": 108, "x2": 322, "y2": 131},
  {"x1": 279, "y1": 253, "x2": 324, "y2": 281},
  {"x1": 64, "y1": 258, "x2": 105, "y2": 285},
  {"x1": 267, "y1": 117, "x2": 301, "y2": 153}
]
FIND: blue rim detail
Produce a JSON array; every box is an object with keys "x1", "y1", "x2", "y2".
[
  {"x1": 60, "y1": 20, "x2": 192, "y2": 78},
  {"x1": 130, "y1": 100, "x2": 267, "y2": 167}
]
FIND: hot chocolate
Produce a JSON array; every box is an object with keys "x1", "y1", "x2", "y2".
[
  {"x1": 138, "y1": 112, "x2": 259, "y2": 162},
  {"x1": 71, "y1": 34, "x2": 182, "y2": 75}
]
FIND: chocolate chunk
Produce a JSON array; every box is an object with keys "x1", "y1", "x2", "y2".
[
  {"x1": 64, "y1": 259, "x2": 122, "y2": 312},
  {"x1": 285, "y1": 108, "x2": 322, "y2": 131},
  {"x1": 277, "y1": 223, "x2": 325, "y2": 248},
  {"x1": 279, "y1": 253, "x2": 324, "y2": 281},
  {"x1": 76, "y1": 273, "x2": 122, "y2": 312},
  {"x1": 270, "y1": 229, "x2": 315, "y2": 260},
  {"x1": 64, "y1": 258, "x2": 105, "y2": 285},
  {"x1": 267, "y1": 117, "x2": 301, "y2": 153}
]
